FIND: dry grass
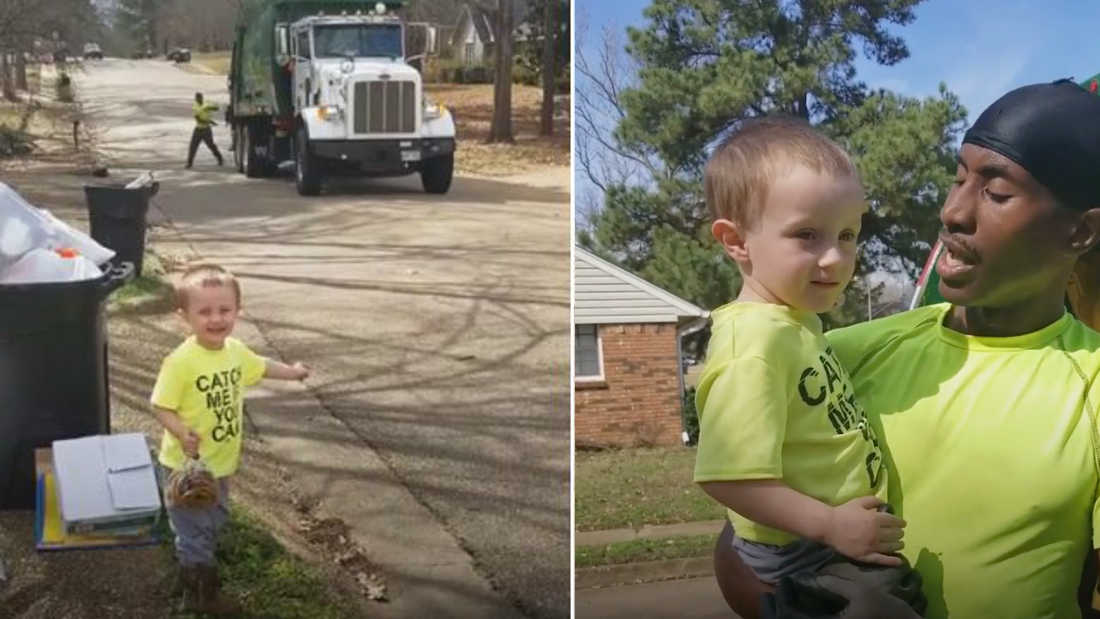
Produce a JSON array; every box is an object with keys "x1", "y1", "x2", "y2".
[
  {"x1": 426, "y1": 83, "x2": 570, "y2": 176},
  {"x1": 189, "y1": 51, "x2": 231, "y2": 75}
]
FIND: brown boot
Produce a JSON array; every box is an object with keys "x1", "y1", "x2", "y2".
[
  {"x1": 195, "y1": 564, "x2": 242, "y2": 616},
  {"x1": 176, "y1": 565, "x2": 200, "y2": 614}
]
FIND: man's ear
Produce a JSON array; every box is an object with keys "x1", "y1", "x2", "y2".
[
  {"x1": 712, "y1": 218, "x2": 750, "y2": 265},
  {"x1": 1070, "y1": 208, "x2": 1100, "y2": 255}
]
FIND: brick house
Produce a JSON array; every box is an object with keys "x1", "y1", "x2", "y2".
[{"x1": 574, "y1": 247, "x2": 708, "y2": 448}]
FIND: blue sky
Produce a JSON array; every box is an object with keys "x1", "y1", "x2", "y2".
[{"x1": 575, "y1": 0, "x2": 1100, "y2": 219}]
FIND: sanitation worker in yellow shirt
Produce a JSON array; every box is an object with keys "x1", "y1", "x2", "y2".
[
  {"x1": 713, "y1": 79, "x2": 1100, "y2": 619},
  {"x1": 186, "y1": 92, "x2": 223, "y2": 168}
]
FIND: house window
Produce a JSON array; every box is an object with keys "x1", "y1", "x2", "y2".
[
  {"x1": 575, "y1": 324, "x2": 603, "y2": 380},
  {"x1": 464, "y1": 42, "x2": 475, "y2": 66}
]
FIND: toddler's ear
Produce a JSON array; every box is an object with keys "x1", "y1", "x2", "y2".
[{"x1": 712, "y1": 219, "x2": 750, "y2": 264}]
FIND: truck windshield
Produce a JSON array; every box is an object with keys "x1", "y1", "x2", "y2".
[{"x1": 314, "y1": 25, "x2": 402, "y2": 58}]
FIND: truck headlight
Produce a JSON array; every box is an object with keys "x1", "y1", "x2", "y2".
[
  {"x1": 317, "y1": 105, "x2": 342, "y2": 121},
  {"x1": 424, "y1": 103, "x2": 446, "y2": 120}
]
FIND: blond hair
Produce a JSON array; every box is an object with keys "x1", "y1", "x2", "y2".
[
  {"x1": 704, "y1": 117, "x2": 858, "y2": 227},
  {"x1": 176, "y1": 264, "x2": 241, "y2": 310}
]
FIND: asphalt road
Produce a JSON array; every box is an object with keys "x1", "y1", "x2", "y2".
[
  {"x1": 576, "y1": 577, "x2": 739, "y2": 619},
  {"x1": 74, "y1": 58, "x2": 570, "y2": 619}
]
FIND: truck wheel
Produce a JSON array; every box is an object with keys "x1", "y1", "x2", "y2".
[
  {"x1": 233, "y1": 124, "x2": 244, "y2": 174},
  {"x1": 295, "y1": 126, "x2": 322, "y2": 196},
  {"x1": 421, "y1": 153, "x2": 454, "y2": 194},
  {"x1": 243, "y1": 123, "x2": 263, "y2": 178}
]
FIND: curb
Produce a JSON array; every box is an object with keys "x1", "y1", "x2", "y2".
[
  {"x1": 575, "y1": 556, "x2": 714, "y2": 590},
  {"x1": 576, "y1": 520, "x2": 725, "y2": 546}
]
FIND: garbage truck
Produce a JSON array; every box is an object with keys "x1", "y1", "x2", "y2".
[{"x1": 228, "y1": 0, "x2": 455, "y2": 196}]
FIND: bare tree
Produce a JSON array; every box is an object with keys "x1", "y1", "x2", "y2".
[
  {"x1": 487, "y1": 0, "x2": 514, "y2": 143},
  {"x1": 0, "y1": 0, "x2": 35, "y2": 100},
  {"x1": 574, "y1": 12, "x2": 664, "y2": 223},
  {"x1": 538, "y1": 0, "x2": 554, "y2": 136}
]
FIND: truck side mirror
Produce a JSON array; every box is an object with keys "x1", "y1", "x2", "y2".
[{"x1": 275, "y1": 24, "x2": 289, "y2": 56}]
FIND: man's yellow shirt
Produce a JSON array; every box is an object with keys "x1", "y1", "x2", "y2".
[{"x1": 829, "y1": 304, "x2": 1100, "y2": 619}]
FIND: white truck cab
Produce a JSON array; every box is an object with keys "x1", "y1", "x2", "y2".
[{"x1": 280, "y1": 4, "x2": 455, "y2": 195}]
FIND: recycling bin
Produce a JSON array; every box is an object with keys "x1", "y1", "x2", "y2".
[
  {"x1": 84, "y1": 182, "x2": 159, "y2": 276},
  {"x1": 0, "y1": 262, "x2": 133, "y2": 509}
]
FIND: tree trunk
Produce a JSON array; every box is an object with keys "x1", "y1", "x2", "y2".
[
  {"x1": 1, "y1": 51, "x2": 16, "y2": 102},
  {"x1": 539, "y1": 0, "x2": 555, "y2": 136},
  {"x1": 15, "y1": 46, "x2": 26, "y2": 91},
  {"x1": 487, "y1": 0, "x2": 514, "y2": 143}
]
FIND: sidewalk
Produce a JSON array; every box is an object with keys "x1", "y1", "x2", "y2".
[
  {"x1": 575, "y1": 520, "x2": 724, "y2": 590},
  {"x1": 193, "y1": 308, "x2": 526, "y2": 618}
]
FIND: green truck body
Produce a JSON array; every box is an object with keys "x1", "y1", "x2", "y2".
[
  {"x1": 226, "y1": 0, "x2": 454, "y2": 196},
  {"x1": 230, "y1": 0, "x2": 403, "y2": 121}
]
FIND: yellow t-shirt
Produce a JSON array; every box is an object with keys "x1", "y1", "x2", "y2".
[
  {"x1": 828, "y1": 303, "x2": 1100, "y2": 619},
  {"x1": 192, "y1": 101, "x2": 218, "y2": 129},
  {"x1": 151, "y1": 336, "x2": 266, "y2": 477},
  {"x1": 693, "y1": 302, "x2": 887, "y2": 546}
]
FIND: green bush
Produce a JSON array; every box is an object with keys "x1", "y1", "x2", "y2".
[{"x1": 683, "y1": 387, "x2": 699, "y2": 446}]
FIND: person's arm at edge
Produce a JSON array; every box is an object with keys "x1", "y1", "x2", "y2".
[{"x1": 1081, "y1": 550, "x2": 1100, "y2": 618}]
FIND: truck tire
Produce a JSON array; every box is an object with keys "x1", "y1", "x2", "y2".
[
  {"x1": 232, "y1": 124, "x2": 244, "y2": 174},
  {"x1": 295, "y1": 126, "x2": 322, "y2": 196},
  {"x1": 421, "y1": 153, "x2": 454, "y2": 194},
  {"x1": 243, "y1": 123, "x2": 264, "y2": 178}
]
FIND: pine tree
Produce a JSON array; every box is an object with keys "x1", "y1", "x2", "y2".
[{"x1": 582, "y1": 0, "x2": 967, "y2": 322}]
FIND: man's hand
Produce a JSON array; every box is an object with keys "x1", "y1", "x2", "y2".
[
  {"x1": 765, "y1": 568, "x2": 924, "y2": 619},
  {"x1": 824, "y1": 497, "x2": 905, "y2": 566}
]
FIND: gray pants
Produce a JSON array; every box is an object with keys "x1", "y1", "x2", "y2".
[
  {"x1": 732, "y1": 532, "x2": 837, "y2": 585},
  {"x1": 160, "y1": 466, "x2": 231, "y2": 567}
]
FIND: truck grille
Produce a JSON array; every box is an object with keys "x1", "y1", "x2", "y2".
[{"x1": 353, "y1": 80, "x2": 416, "y2": 134}]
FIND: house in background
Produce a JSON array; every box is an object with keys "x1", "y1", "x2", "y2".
[
  {"x1": 450, "y1": 0, "x2": 535, "y2": 67},
  {"x1": 574, "y1": 246, "x2": 709, "y2": 448}
]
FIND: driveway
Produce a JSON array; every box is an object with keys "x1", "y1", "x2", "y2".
[{"x1": 75, "y1": 58, "x2": 570, "y2": 619}]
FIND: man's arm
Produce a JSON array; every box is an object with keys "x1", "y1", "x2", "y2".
[{"x1": 1081, "y1": 551, "x2": 1100, "y2": 618}]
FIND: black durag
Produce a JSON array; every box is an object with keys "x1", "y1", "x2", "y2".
[{"x1": 963, "y1": 79, "x2": 1100, "y2": 210}]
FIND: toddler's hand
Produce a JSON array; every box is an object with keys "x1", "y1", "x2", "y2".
[
  {"x1": 179, "y1": 429, "x2": 200, "y2": 459},
  {"x1": 290, "y1": 361, "x2": 310, "y2": 380},
  {"x1": 824, "y1": 496, "x2": 905, "y2": 566}
]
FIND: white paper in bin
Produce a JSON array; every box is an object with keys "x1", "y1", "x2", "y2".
[
  {"x1": 0, "y1": 182, "x2": 115, "y2": 272},
  {"x1": 0, "y1": 248, "x2": 103, "y2": 284}
]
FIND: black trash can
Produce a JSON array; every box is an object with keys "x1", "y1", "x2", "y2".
[
  {"x1": 0, "y1": 262, "x2": 133, "y2": 509},
  {"x1": 84, "y1": 182, "x2": 159, "y2": 276}
]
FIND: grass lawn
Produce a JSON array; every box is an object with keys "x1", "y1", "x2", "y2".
[
  {"x1": 575, "y1": 446, "x2": 724, "y2": 532},
  {"x1": 214, "y1": 508, "x2": 364, "y2": 618},
  {"x1": 575, "y1": 534, "x2": 715, "y2": 568},
  {"x1": 107, "y1": 249, "x2": 175, "y2": 309},
  {"x1": 192, "y1": 51, "x2": 231, "y2": 75}
]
